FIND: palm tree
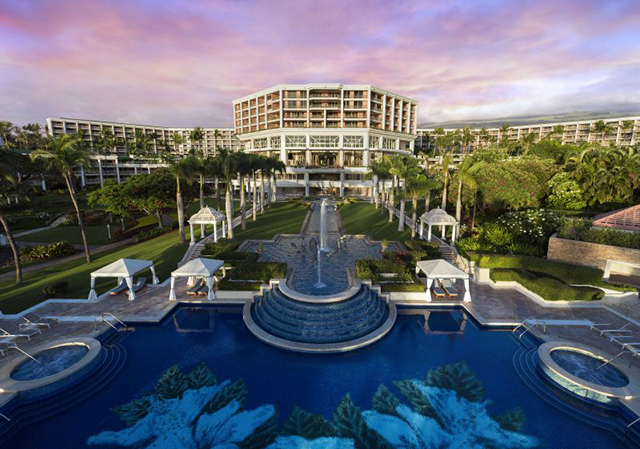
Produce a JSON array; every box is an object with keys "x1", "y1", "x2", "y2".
[
  {"x1": 190, "y1": 127, "x2": 205, "y2": 155},
  {"x1": 97, "y1": 129, "x2": 116, "y2": 154},
  {"x1": 234, "y1": 152, "x2": 252, "y2": 230},
  {"x1": 591, "y1": 120, "x2": 612, "y2": 142},
  {"x1": 479, "y1": 127, "x2": 490, "y2": 147},
  {"x1": 172, "y1": 132, "x2": 185, "y2": 154},
  {"x1": 264, "y1": 157, "x2": 286, "y2": 208},
  {"x1": 247, "y1": 154, "x2": 262, "y2": 222},
  {"x1": 166, "y1": 157, "x2": 195, "y2": 244},
  {"x1": 212, "y1": 129, "x2": 223, "y2": 207},
  {"x1": 0, "y1": 169, "x2": 25, "y2": 284},
  {"x1": 219, "y1": 150, "x2": 239, "y2": 239},
  {"x1": 365, "y1": 157, "x2": 391, "y2": 209},
  {"x1": 391, "y1": 156, "x2": 420, "y2": 232},
  {"x1": 31, "y1": 134, "x2": 93, "y2": 262},
  {"x1": 520, "y1": 132, "x2": 537, "y2": 154},
  {"x1": 551, "y1": 125, "x2": 565, "y2": 142},
  {"x1": 460, "y1": 126, "x2": 474, "y2": 154},
  {"x1": 453, "y1": 155, "x2": 478, "y2": 222},
  {"x1": 0, "y1": 121, "x2": 15, "y2": 148},
  {"x1": 133, "y1": 130, "x2": 153, "y2": 157},
  {"x1": 439, "y1": 153, "x2": 454, "y2": 210},
  {"x1": 499, "y1": 123, "x2": 511, "y2": 147},
  {"x1": 191, "y1": 154, "x2": 209, "y2": 209},
  {"x1": 406, "y1": 173, "x2": 434, "y2": 239}
]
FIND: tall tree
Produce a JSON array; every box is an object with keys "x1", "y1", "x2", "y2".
[
  {"x1": 166, "y1": 157, "x2": 195, "y2": 244},
  {"x1": 0, "y1": 121, "x2": 15, "y2": 148},
  {"x1": 190, "y1": 127, "x2": 205, "y2": 155},
  {"x1": 32, "y1": 134, "x2": 93, "y2": 262},
  {"x1": 499, "y1": 123, "x2": 511, "y2": 147},
  {"x1": 439, "y1": 153, "x2": 454, "y2": 210},
  {"x1": 591, "y1": 120, "x2": 612, "y2": 142},
  {"x1": 406, "y1": 173, "x2": 436, "y2": 239},
  {"x1": 219, "y1": 150, "x2": 238, "y2": 238},
  {"x1": 453, "y1": 155, "x2": 478, "y2": 222},
  {"x1": 0, "y1": 169, "x2": 26, "y2": 284}
]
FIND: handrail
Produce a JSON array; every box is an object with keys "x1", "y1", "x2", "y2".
[
  {"x1": 102, "y1": 312, "x2": 126, "y2": 328},
  {"x1": 14, "y1": 346, "x2": 42, "y2": 364},
  {"x1": 628, "y1": 416, "x2": 640, "y2": 429},
  {"x1": 597, "y1": 351, "x2": 626, "y2": 370},
  {"x1": 0, "y1": 412, "x2": 10, "y2": 422}
]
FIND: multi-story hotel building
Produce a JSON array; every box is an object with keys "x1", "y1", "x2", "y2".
[
  {"x1": 46, "y1": 118, "x2": 241, "y2": 186},
  {"x1": 232, "y1": 83, "x2": 418, "y2": 196},
  {"x1": 416, "y1": 116, "x2": 639, "y2": 153}
]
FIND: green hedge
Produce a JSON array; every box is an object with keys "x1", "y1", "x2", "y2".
[
  {"x1": 490, "y1": 269, "x2": 604, "y2": 301},
  {"x1": 200, "y1": 239, "x2": 239, "y2": 258},
  {"x1": 356, "y1": 259, "x2": 412, "y2": 283},
  {"x1": 558, "y1": 219, "x2": 640, "y2": 249},
  {"x1": 380, "y1": 283, "x2": 425, "y2": 292},
  {"x1": 228, "y1": 262, "x2": 286, "y2": 283},
  {"x1": 217, "y1": 279, "x2": 262, "y2": 291}
]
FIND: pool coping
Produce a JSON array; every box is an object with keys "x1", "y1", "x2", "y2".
[
  {"x1": 0, "y1": 337, "x2": 101, "y2": 394},
  {"x1": 538, "y1": 340, "x2": 640, "y2": 399}
]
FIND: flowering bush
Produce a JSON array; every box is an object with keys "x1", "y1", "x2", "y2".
[
  {"x1": 497, "y1": 209, "x2": 563, "y2": 245},
  {"x1": 547, "y1": 173, "x2": 586, "y2": 210}
]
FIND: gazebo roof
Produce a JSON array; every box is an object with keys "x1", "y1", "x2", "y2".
[
  {"x1": 188, "y1": 206, "x2": 225, "y2": 224},
  {"x1": 593, "y1": 204, "x2": 640, "y2": 232},
  {"x1": 172, "y1": 258, "x2": 224, "y2": 277},
  {"x1": 420, "y1": 208, "x2": 458, "y2": 225},
  {"x1": 416, "y1": 259, "x2": 468, "y2": 279},
  {"x1": 91, "y1": 258, "x2": 153, "y2": 278}
]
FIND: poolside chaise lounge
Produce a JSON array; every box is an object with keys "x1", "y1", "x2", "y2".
[
  {"x1": 20, "y1": 313, "x2": 58, "y2": 330},
  {"x1": 187, "y1": 279, "x2": 205, "y2": 296},
  {"x1": 590, "y1": 322, "x2": 632, "y2": 336},
  {"x1": 441, "y1": 279, "x2": 459, "y2": 298},
  {"x1": 0, "y1": 326, "x2": 41, "y2": 341},
  {"x1": 126, "y1": 277, "x2": 147, "y2": 295},
  {"x1": 0, "y1": 340, "x2": 18, "y2": 357},
  {"x1": 431, "y1": 281, "x2": 446, "y2": 298},
  {"x1": 109, "y1": 281, "x2": 129, "y2": 296}
]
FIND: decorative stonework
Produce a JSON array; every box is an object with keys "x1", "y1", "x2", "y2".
[{"x1": 547, "y1": 235, "x2": 640, "y2": 270}]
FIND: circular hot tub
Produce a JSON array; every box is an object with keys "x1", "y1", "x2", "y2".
[
  {"x1": 11, "y1": 343, "x2": 90, "y2": 381},
  {"x1": 0, "y1": 337, "x2": 101, "y2": 396},
  {"x1": 538, "y1": 341, "x2": 640, "y2": 403}
]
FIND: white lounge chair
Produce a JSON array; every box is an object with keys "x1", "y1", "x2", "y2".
[
  {"x1": 0, "y1": 326, "x2": 41, "y2": 341},
  {"x1": 0, "y1": 341, "x2": 18, "y2": 357},
  {"x1": 21, "y1": 313, "x2": 58, "y2": 330},
  {"x1": 591, "y1": 322, "x2": 632, "y2": 336}
]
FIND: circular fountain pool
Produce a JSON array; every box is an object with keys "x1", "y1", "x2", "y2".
[
  {"x1": 11, "y1": 344, "x2": 89, "y2": 381},
  {"x1": 538, "y1": 341, "x2": 640, "y2": 403}
]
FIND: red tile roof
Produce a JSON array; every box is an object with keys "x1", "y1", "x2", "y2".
[{"x1": 593, "y1": 205, "x2": 640, "y2": 232}]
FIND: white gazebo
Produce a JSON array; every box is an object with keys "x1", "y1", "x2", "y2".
[
  {"x1": 88, "y1": 258, "x2": 159, "y2": 301},
  {"x1": 419, "y1": 208, "x2": 459, "y2": 243},
  {"x1": 188, "y1": 207, "x2": 227, "y2": 246},
  {"x1": 168, "y1": 258, "x2": 225, "y2": 301},
  {"x1": 415, "y1": 259, "x2": 471, "y2": 302}
]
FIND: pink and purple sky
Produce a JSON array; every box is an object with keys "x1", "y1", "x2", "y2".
[{"x1": 1, "y1": 0, "x2": 640, "y2": 127}]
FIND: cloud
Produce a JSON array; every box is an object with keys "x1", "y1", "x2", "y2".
[{"x1": 1, "y1": 0, "x2": 639, "y2": 126}]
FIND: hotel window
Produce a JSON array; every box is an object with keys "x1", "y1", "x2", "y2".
[
  {"x1": 310, "y1": 135, "x2": 339, "y2": 148},
  {"x1": 285, "y1": 135, "x2": 306, "y2": 148},
  {"x1": 270, "y1": 136, "x2": 281, "y2": 148},
  {"x1": 253, "y1": 138, "x2": 267, "y2": 149},
  {"x1": 369, "y1": 136, "x2": 380, "y2": 148},
  {"x1": 382, "y1": 137, "x2": 396, "y2": 150},
  {"x1": 344, "y1": 136, "x2": 364, "y2": 148}
]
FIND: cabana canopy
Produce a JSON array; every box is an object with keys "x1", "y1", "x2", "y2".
[
  {"x1": 169, "y1": 257, "x2": 225, "y2": 301},
  {"x1": 419, "y1": 208, "x2": 459, "y2": 243},
  {"x1": 415, "y1": 259, "x2": 471, "y2": 302},
  {"x1": 188, "y1": 207, "x2": 227, "y2": 245},
  {"x1": 88, "y1": 258, "x2": 158, "y2": 301}
]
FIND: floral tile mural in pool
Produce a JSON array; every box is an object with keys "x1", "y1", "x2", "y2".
[{"x1": 87, "y1": 361, "x2": 538, "y2": 449}]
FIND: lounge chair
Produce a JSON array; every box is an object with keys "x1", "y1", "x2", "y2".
[
  {"x1": 187, "y1": 279, "x2": 205, "y2": 296},
  {"x1": 21, "y1": 312, "x2": 58, "y2": 330},
  {"x1": 0, "y1": 341, "x2": 18, "y2": 357},
  {"x1": 441, "y1": 279, "x2": 459, "y2": 298},
  {"x1": 126, "y1": 277, "x2": 147, "y2": 294},
  {"x1": 591, "y1": 322, "x2": 632, "y2": 336},
  {"x1": 0, "y1": 326, "x2": 41, "y2": 341},
  {"x1": 109, "y1": 281, "x2": 129, "y2": 296},
  {"x1": 431, "y1": 281, "x2": 446, "y2": 298}
]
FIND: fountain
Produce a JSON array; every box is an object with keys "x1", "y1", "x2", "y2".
[{"x1": 318, "y1": 199, "x2": 329, "y2": 253}]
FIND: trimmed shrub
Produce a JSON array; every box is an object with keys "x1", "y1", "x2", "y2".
[
  {"x1": 200, "y1": 239, "x2": 239, "y2": 258},
  {"x1": 229, "y1": 262, "x2": 286, "y2": 283},
  {"x1": 356, "y1": 259, "x2": 412, "y2": 283},
  {"x1": 490, "y1": 269, "x2": 604, "y2": 301},
  {"x1": 134, "y1": 227, "x2": 172, "y2": 243},
  {"x1": 21, "y1": 241, "x2": 75, "y2": 261},
  {"x1": 380, "y1": 283, "x2": 425, "y2": 292},
  {"x1": 42, "y1": 281, "x2": 69, "y2": 297},
  {"x1": 217, "y1": 279, "x2": 262, "y2": 291},
  {"x1": 558, "y1": 219, "x2": 640, "y2": 250}
]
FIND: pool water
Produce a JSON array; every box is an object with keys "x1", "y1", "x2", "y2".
[
  {"x1": 551, "y1": 349, "x2": 629, "y2": 388},
  {"x1": 11, "y1": 345, "x2": 89, "y2": 381},
  {"x1": 2, "y1": 307, "x2": 629, "y2": 448}
]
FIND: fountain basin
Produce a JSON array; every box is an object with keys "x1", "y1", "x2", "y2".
[
  {"x1": 538, "y1": 341, "x2": 640, "y2": 403},
  {"x1": 0, "y1": 337, "x2": 101, "y2": 396}
]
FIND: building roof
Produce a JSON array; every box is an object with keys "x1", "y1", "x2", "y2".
[
  {"x1": 172, "y1": 258, "x2": 224, "y2": 277},
  {"x1": 90, "y1": 258, "x2": 153, "y2": 278},
  {"x1": 188, "y1": 207, "x2": 225, "y2": 224},
  {"x1": 416, "y1": 259, "x2": 469, "y2": 279},
  {"x1": 419, "y1": 208, "x2": 458, "y2": 225},
  {"x1": 593, "y1": 205, "x2": 640, "y2": 232}
]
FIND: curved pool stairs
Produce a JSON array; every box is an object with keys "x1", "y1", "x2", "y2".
[
  {"x1": 245, "y1": 281, "x2": 396, "y2": 353},
  {"x1": 512, "y1": 334, "x2": 640, "y2": 447},
  {"x1": 0, "y1": 326, "x2": 129, "y2": 442}
]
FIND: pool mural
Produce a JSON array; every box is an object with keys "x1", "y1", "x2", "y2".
[{"x1": 88, "y1": 361, "x2": 537, "y2": 449}]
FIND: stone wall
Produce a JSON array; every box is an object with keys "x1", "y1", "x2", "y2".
[{"x1": 547, "y1": 235, "x2": 640, "y2": 270}]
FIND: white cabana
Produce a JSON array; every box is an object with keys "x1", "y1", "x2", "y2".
[
  {"x1": 188, "y1": 207, "x2": 227, "y2": 246},
  {"x1": 419, "y1": 208, "x2": 459, "y2": 243},
  {"x1": 168, "y1": 258, "x2": 225, "y2": 301},
  {"x1": 415, "y1": 259, "x2": 471, "y2": 302},
  {"x1": 88, "y1": 258, "x2": 158, "y2": 301}
]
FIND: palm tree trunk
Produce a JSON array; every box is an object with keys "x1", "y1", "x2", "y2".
[
  {"x1": 155, "y1": 212, "x2": 164, "y2": 229},
  {"x1": 471, "y1": 193, "x2": 477, "y2": 231},
  {"x1": 260, "y1": 172, "x2": 265, "y2": 214},
  {"x1": 455, "y1": 178, "x2": 463, "y2": 221},
  {"x1": 252, "y1": 172, "x2": 257, "y2": 222},
  {"x1": 268, "y1": 174, "x2": 273, "y2": 207},
  {"x1": 215, "y1": 176, "x2": 221, "y2": 210},
  {"x1": 373, "y1": 175, "x2": 379, "y2": 208},
  {"x1": 411, "y1": 197, "x2": 418, "y2": 239},
  {"x1": 176, "y1": 179, "x2": 185, "y2": 244},
  {"x1": 225, "y1": 183, "x2": 234, "y2": 239},
  {"x1": 199, "y1": 175, "x2": 205, "y2": 209},
  {"x1": 441, "y1": 174, "x2": 448, "y2": 209},
  {"x1": 398, "y1": 198, "x2": 406, "y2": 232},
  {"x1": 64, "y1": 174, "x2": 91, "y2": 263},
  {"x1": 388, "y1": 177, "x2": 395, "y2": 222},
  {"x1": 240, "y1": 175, "x2": 246, "y2": 230},
  {"x1": 381, "y1": 186, "x2": 386, "y2": 216},
  {"x1": 0, "y1": 213, "x2": 22, "y2": 285},
  {"x1": 425, "y1": 191, "x2": 431, "y2": 212}
]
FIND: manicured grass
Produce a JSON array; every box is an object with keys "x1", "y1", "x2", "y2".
[
  {"x1": 339, "y1": 202, "x2": 411, "y2": 241},
  {"x1": 490, "y1": 269, "x2": 604, "y2": 301},
  {"x1": 0, "y1": 230, "x2": 190, "y2": 314},
  {"x1": 233, "y1": 201, "x2": 309, "y2": 242},
  {"x1": 17, "y1": 225, "x2": 113, "y2": 246}
]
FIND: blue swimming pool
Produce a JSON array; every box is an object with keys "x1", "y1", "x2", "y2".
[{"x1": 1, "y1": 307, "x2": 633, "y2": 448}]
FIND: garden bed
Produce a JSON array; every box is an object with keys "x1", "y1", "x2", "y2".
[{"x1": 490, "y1": 268, "x2": 604, "y2": 301}]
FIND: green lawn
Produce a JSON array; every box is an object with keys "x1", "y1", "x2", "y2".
[
  {"x1": 234, "y1": 201, "x2": 309, "y2": 242},
  {"x1": 0, "y1": 230, "x2": 190, "y2": 314},
  {"x1": 340, "y1": 202, "x2": 411, "y2": 241},
  {"x1": 18, "y1": 225, "x2": 113, "y2": 246}
]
